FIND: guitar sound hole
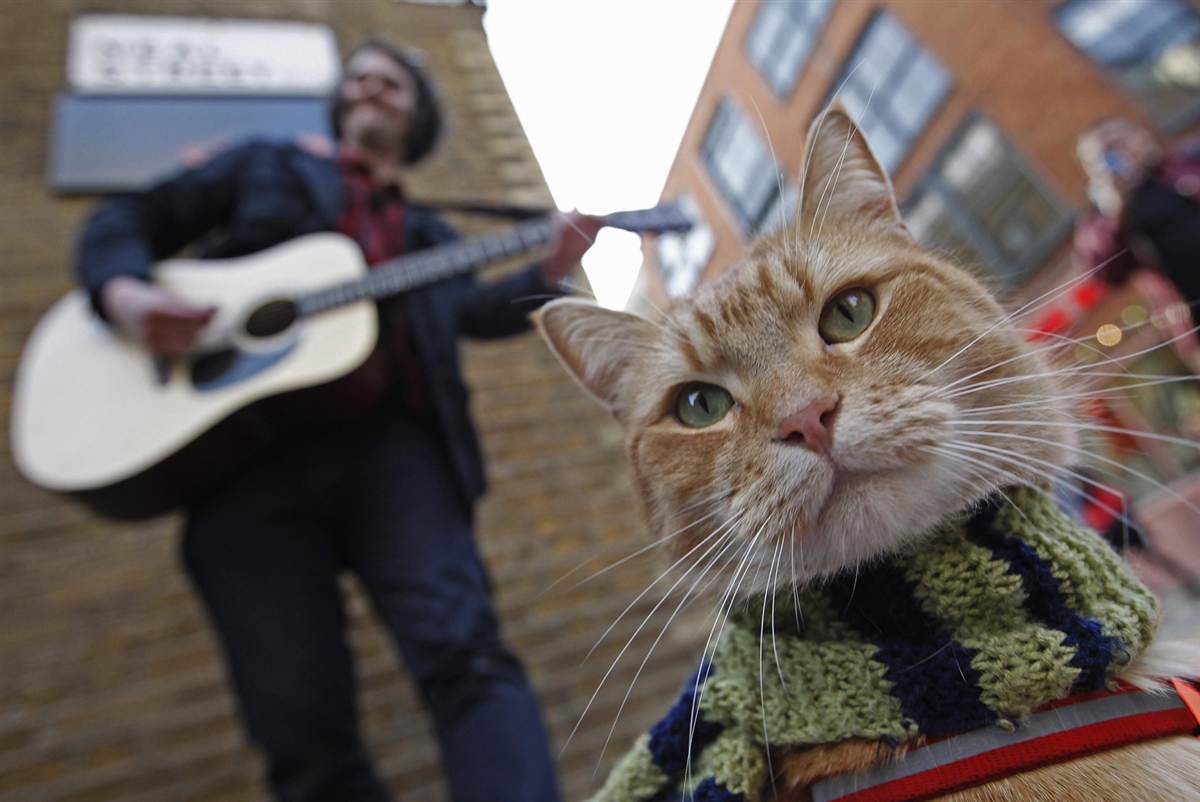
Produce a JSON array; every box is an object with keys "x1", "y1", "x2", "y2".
[{"x1": 244, "y1": 299, "x2": 298, "y2": 339}]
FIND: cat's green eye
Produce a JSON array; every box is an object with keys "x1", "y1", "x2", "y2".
[
  {"x1": 818, "y1": 288, "x2": 876, "y2": 344},
  {"x1": 674, "y1": 383, "x2": 734, "y2": 428}
]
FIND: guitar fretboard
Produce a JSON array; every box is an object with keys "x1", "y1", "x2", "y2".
[{"x1": 293, "y1": 204, "x2": 689, "y2": 317}]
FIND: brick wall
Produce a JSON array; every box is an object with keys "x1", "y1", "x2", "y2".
[{"x1": 0, "y1": 2, "x2": 693, "y2": 799}]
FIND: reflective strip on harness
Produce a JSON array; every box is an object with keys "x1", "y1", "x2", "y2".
[{"x1": 811, "y1": 682, "x2": 1199, "y2": 802}]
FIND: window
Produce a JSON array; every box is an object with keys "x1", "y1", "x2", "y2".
[
  {"x1": 830, "y1": 12, "x2": 951, "y2": 173},
  {"x1": 657, "y1": 197, "x2": 715, "y2": 296},
  {"x1": 746, "y1": 0, "x2": 836, "y2": 97},
  {"x1": 701, "y1": 98, "x2": 783, "y2": 235},
  {"x1": 905, "y1": 116, "x2": 1071, "y2": 285},
  {"x1": 1056, "y1": 0, "x2": 1200, "y2": 131}
]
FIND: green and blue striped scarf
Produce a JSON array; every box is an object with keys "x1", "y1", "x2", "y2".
[{"x1": 591, "y1": 487, "x2": 1159, "y2": 802}]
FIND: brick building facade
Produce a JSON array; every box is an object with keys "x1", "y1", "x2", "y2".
[
  {"x1": 653, "y1": 0, "x2": 1199, "y2": 299},
  {"x1": 0, "y1": 2, "x2": 689, "y2": 800}
]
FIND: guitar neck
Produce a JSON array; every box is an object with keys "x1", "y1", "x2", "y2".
[{"x1": 294, "y1": 204, "x2": 689, "y2": 317}]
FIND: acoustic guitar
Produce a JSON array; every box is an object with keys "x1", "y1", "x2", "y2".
[{"x1": 11, "y1": 204, "x2": 691, "y2": 520}]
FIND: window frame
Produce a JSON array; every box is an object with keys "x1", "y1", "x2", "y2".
[
  {"x1": 743, "y1": 0, "x2": 837, "y2": 99},
  {"x1": 700, "y1": 96, "x2": 783, "y2": 236},
  {"x1": 904, "y1": 111, "x2": 1075, "y2": 285},
  {"x1": 1053, "y1": 0, "x2": 1200, "y2": 133},
  {"x1": 824, "y1": 10, "x2": 953, "y2": 174},
  {"x1": 655, "y1": 194, "x2": 715, "y2": 296}
]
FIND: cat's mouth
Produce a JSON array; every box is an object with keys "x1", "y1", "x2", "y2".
[
  {"x1": 798, "y1": 449, "x2": 934, "y2": 532},
  {"x1": 820, "y1": 463, "x2": 876, "y2": 513}
]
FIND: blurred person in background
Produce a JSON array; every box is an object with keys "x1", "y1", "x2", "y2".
[
  {"x1": 1074, "y1": 116, "x2": 1200, "y2": 370},
  {"x1": 75, "y1": 38, "x2": 599, "y2": 802}
]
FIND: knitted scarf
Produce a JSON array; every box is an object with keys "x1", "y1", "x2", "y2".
[{"x1": 590, "y1": 486, "x2": 1159, "y2": 802}]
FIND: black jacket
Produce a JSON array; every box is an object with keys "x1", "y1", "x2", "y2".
[{"x1": 77, "y1": 139, "x2": 560, "y2": 506}]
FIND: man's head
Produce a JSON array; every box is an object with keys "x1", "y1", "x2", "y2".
[
  {"x1": 1076, "y1": 116, "x2": 1161, "y2": 189},
  {"x1": 331, "y1": 39, "x2": 444, "y2": 165}
]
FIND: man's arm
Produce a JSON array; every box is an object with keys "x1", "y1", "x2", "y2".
[
  {"x1": 77, "y1": 141, "x2": 258, "y2": 317},
  {"x1": 76, "y1": 142, "x2": 266, "y2": 355},
  {"x1": 457, "y1": 212, "x2": 602, "y2": 339},
  {"x1": 458, "y1": 266, "x2": 564, "y2": 340}
]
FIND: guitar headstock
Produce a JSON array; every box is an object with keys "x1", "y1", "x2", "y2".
[{"x1": 605, "y1": 200, "x2": 695, "y2": 235}]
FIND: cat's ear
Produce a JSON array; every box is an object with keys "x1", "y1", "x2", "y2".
[
  {"x1": 797, "y1": 102, "x2": 913, "y2": 241},
  {"x1": 534, "y1": 298, "x2": 659, "y2": 416}
]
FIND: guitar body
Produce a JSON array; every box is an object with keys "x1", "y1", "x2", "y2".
[
  {"x1": 11, "y1": 202, "x2": 693, "y2": 520},
  {"x1": 11, "y1": 233, "x2": 378, "y2": 519}
]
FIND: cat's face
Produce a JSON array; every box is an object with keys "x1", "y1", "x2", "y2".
[{"x1": 537, "y1": 106, "x2": 1074, "y2": 589}]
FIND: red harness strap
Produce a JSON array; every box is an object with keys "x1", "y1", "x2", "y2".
[{"x1": 811, "y1": 679, "x2": 1200, "y2": 802}]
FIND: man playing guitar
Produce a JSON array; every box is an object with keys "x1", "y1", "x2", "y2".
[{"x1": 77, "y1": 38, "x2": 599, "y2": 802}]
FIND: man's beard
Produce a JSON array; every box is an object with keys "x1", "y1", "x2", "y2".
[{"x1": 344, "y1": 106, "x2": 405, "y2": 161}]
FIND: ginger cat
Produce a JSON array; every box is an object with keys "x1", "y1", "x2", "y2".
[{"x1": 536, "y1": 105, "x2": 1200, "y2": 801}]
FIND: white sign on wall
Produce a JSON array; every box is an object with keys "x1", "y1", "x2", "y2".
[{"x1": 68, "y1": 14, "x2": 340, "y2": 95}]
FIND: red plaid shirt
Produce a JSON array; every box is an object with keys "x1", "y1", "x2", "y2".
[{"x1": 335, "y1": 152, "x2": 429, "y2": 415}]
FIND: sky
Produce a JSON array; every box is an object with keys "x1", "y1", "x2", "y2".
[{"x1": 483, "y1": 0, "x2": 734, "y2": 309}]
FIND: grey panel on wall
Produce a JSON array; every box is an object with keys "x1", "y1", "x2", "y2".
[{"x1": 49, "y1": 93, "x2": 332, "y2": 193}]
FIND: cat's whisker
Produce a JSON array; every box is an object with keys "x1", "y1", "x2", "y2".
[
  {"x1": 542, "y1": 505, "x2": 724, "y2": 598},
  {"x1": 840, "y1": 508, "x2": 849, "y2": 581},
  {"x1": 923, "y1": 444, "x2": 1011, "y2": 495},
  {"x1": 922, "y1": 446, "x2": 1020, "y2": 524},
  {"x1": 581, "y1": 512, "x2": 740, "y2": 666},
  {"x1": 684, "y1": 537, "x2": 757, "y2": 790},
  {"x1": 958, "y1": 418, "x2": 1200, "y2": 452},
  {"x1": 925, "y1": 443, "x2": 996, "y2": 475},
  {"x1": 748, "y1": 95, "x2": 789, "y2": 239},
  {"x1": 934, "y1": 441, "x2": 1141, "y2": 541},
  {"x1": 938, "y1": 439, "x2": 1084, "y2": 495},
  {"x1": 808, "y1": 117, "x2": 858, "y2": 247},
  {"x1": 757, "y1": 533, "x2": 786, "y2": 798},
  {"x1": 946, "y1": 431, "x2": 1200, "y2": 519},
  {"x1": 798, "y1": 59, "x2": 874, "y2": 276},
  {"x1": 981, "y1": 444, "x2": 1141, "y2": 552},
  {"x1": 766, "y1": 533, "x2": 792, "y2": 705},
  {"x1": 1009, "y1": 320, "x2": 1153, "y2": 356},
  {"x1": 686, "y1": 517, "x2": 770, "y2": 787},
  {"x1": 556, "y1": 276, "x2": 598, "y2": 301},
  {"x1": 921, "y1": 444, "x2": 1046, "y2": 525},
  {"x1": 1013, "y1": 457, "x2": 1137, "y2": 539},
  {"x1": 955, "y1": 373, "x2": 1200, "y2": 416},
  {"x1": 918, "y1": 249, "x2": 1130, "y2": 385},
  {"x1": 593, "y1": 521, "x2": 742, "y2": 775},
  {"x1": 692, "y1": 523, "x2": 768, "y2": 781},
  {"x1": 797, "y1": 58, "x2": 867, "y2": 199},
  {"x1": 943, "y1": 362, "x2": 1196, "y2": 402},
  {"x1": 940, "y1": 318, "x2": 1200, "y2": 401},
  {"x1": 995, "y1": 485, "x2": 1034, "y2": 526},
  {"x1": 813, "y1": 79, "x2": 884, "y2": 254},
  {"x1": 565, "y1": 513, "x2": 746, "y2": 758},
  {"x1": 930, "y1": 322, "x2": 1137, "y2": 400},
  {"x1": 790, "y1": 522, "x2": 804, "y2": 632}
]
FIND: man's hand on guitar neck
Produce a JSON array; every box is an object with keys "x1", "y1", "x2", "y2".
[
  {"x1": 100, "y1": 276, "x2": 217, "y2": 358},
  {"x1": 542, "y1": 211, "x2": 604, "y2": 286}
]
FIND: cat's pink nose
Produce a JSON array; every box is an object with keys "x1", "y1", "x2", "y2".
[{"x1": 776, "y1": 396, "x2": 839, "y2": 453}]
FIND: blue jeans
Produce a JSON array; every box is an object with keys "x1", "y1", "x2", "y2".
[{"x1": 181, "y1": 411, "x2": 560, "y2": 802}]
